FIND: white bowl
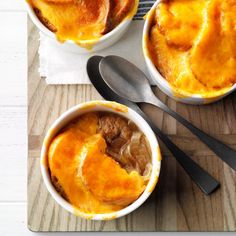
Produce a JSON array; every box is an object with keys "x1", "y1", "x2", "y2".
[
  {"x1": 40, "y1": 101, "x2": 161, "y2": 220},
  {"x1": 142, "y1": 0, "x2": 236, "y2": 105},
  {"x1": 25, "y1": 1, "x2": 138, "y2": 54}
]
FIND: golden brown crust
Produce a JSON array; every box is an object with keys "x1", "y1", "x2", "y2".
[
  {"x1": 34, "y1": 8, "x2": 57, "y2": 32},
  {"x1": 80, "y1": 134, "x2": 145, "y2": 206},
  {"x1": 100, "y1": 0, "x2": 113, "y2": 34},
  {"x1": 45, "y1": 0, "x2": 74, "y2": 3},
  {"x1": 47, "y1": 111, "x2": 151, "y2": 212},
  {"x1": 148, "y1": 0, "x2": 236, "y2": 95},
  {"x1": 31, "y1": 0, "x2": 134, "y2": 37},
  {"x1": 111, "y1": 0, "x2": 134, "y2": 26},
  {"x1": 50, "y1": 174, "x2": 68, "y2": 201}
]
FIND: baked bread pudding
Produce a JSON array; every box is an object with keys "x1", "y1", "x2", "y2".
[
  {"x1": 147, "y1": 0, "x2": 236, "y2": 96},
  {"x1": 27, "y1": 0, "x2": 138, "y2": 43},
  {"x1": 47, "y1": 112, "x2": 152, "y2": 214}
]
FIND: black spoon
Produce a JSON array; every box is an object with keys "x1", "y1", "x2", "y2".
[
  {"x1": 87, "y1": 55, "x2": 220, "y2": 195},
  {"x1": 99, "y1": 55, "x2": 236, "y2": 171}
]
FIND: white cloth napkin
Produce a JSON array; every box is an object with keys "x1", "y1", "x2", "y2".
[{"x1": 39, "y1": 21, "x2": 150, "y2": 84}]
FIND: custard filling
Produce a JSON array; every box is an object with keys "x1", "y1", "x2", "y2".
[
  {"x1": 27, "y1": 0, "x2": 137, "y2": 43},
  {"x1": 48, "y1": 112, "x2": 151, "y2": 214},
  {"x1": 148, "y1": 0, "x2": 236, "y2": 96}
]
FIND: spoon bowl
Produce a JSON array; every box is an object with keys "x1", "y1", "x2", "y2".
[{"x1": 99, "y1": 55, "x2": 153, "y2": 103}]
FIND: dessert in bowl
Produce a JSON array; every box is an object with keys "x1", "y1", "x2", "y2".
[
  {"x1": 26, "y1": 0, "x2": 139, "y2": 53},
  {"x1": 143, "y1": 0, "x2": 236, "y2": 104},
  {"x1": 41, "y1": 101, "x2": 161, "y2": 220}
]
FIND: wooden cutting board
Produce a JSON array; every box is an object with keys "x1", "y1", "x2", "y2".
[{"x1": 27, "y1": 19, "x2": 236, "y2": 232}]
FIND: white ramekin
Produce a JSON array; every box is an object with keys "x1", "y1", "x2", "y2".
[
  {"x1": 142, "y1": 0, "x2": 236, "y2": 105},
  {"x1": 40, "y1": 101, "x2": 161, "y2": 220},
  {"x1": 25, "y1": 1, "x2": 138, "y2": 54}
]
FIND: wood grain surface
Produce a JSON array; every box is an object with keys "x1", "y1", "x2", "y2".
[{"x1": 27, "y1": 19, "x2": 236, "y2": 232}]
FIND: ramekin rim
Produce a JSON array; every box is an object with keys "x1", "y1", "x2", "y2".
[
  {"x1": 40, "y1": 100, "x2": 161, "y2": 220},
  {"x1": 25, "y1": 1, "x2": 136, "y2": 45},
  {"x1": 142, "y1": 0, "x2": 236, "y2": 100}
]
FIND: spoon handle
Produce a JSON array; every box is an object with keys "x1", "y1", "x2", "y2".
[
  {"x1": 136, "y1": 108, "x2": 220, "y2": 195},
  {"x1": 150, "y1": 96, "x2": 236, "y2": 170}
]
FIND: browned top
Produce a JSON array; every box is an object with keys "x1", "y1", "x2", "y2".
[{"x1": 28, "y1": 0, "x2": 135, "y2": 42}]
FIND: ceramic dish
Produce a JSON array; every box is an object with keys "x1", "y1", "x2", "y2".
[
  {"x1": 25, "y1": 1, "x2": 138, "y2": 54},
  {"x1": 40, "y1": 101, "x2": 161, "y2": 220},
  {"x1": 142, "y1": 0, "x2": 236, "y2": 105}
]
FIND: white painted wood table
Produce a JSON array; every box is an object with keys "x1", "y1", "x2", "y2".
[{"x1": 0, "y1": 1, "x2": 231, "y2": 235}]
